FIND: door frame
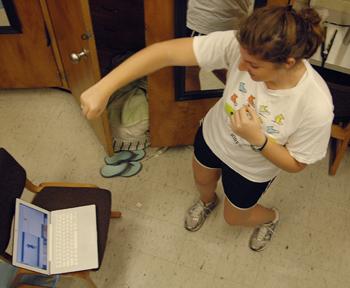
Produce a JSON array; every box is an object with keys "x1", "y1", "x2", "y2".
[{"x1": 144, "y1": 0, "x2": 218, "y2": 147}]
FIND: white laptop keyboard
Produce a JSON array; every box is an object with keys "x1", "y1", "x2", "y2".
[{"x1": 54, "y1": 211, "x2": 79, "y2": 268}]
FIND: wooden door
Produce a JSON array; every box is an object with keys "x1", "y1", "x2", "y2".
[
  {"x1": 0, "y1": 0, "x2": 61, "y2": 88},
  {"x1": 45, "y1": 0, "x2": 113, "y2": 155},
  {"x1": 144, "y1": 0, "x2": 219, "y2": 147}
]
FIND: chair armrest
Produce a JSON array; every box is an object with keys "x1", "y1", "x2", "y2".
[
  {"x1": 331, "y1": 123, "x2": 350, "y2": 140},
  {"x1": 25, "y1": 179, "x2": 41, "y2": 193},
  {"x1": 38, "y1": 182, "x2": 99, "y2": 189},
  {"x1": 25, "y1": 179, "x2": 98, "y2": 193}
]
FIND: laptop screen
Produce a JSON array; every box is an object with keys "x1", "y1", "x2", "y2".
[{"x1": 16, "y1": 203, "x2": 48, "y2": 270}]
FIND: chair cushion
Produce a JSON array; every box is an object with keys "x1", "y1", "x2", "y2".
[
  {"x1": 0, "y1": 148, "x2": 26, "y2": 254},
  {"x1": 32, "y1": 187, "x2": 112, "y2": 268}
]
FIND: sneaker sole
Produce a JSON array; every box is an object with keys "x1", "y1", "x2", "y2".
[
  {"x1": 249, "y1": 245, "x2": 266, "y2": 252},
  {"x1": 184, "y1": 218, "x2": 206, "y2": 232},
  {"x1": 184, "y1": 223, "x2": 203, "y2": 232}
]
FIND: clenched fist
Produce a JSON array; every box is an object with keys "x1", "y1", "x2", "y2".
[{"x1": 80, "y1": 83, "x2": 110, "y2": 120}]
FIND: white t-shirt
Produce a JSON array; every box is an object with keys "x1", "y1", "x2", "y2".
[
  {"x1": 193, "y1": 31, "x2": 334, "y2": 182},
  {"x1": 186, "y1": 0, "x2": 250, "y2": 34}
]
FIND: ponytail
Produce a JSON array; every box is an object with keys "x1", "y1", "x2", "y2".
[{"x1": 237, "y1": 5, "x2": 324, "y2": 63}]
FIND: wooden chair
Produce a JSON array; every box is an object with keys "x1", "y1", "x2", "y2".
[
  {"x1": 312, "y1": 65, "x2": 350, "y2": 176},
  {"x1": 329, "y1": 122, "x2": 350, "y2": 175},
  {"x1": 0, "y1": 147, "x2": 121, "y2": 288}
]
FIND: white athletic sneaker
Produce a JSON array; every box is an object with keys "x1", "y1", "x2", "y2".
[
  {"x1": 184, "y1": 195, "x2": 218, "y2": 232},
  {"x1": 249, "y1": 208, "x2": 279, "y2": 252}
]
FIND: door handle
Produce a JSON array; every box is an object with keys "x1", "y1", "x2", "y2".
[{"x1": 70, "y1": 49, "x2": 89, "y2": 63}]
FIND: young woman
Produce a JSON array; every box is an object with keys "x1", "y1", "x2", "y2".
[{"x1": 80, "y1": 5, "x2": 333, "y2": 251}]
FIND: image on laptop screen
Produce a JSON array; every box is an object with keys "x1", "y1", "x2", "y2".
[{"x1": 16, "y1": 203, "x2": 48, "y2": 270}]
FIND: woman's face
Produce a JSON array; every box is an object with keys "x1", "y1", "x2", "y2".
[{"x1": 238, "y1": 46, "x2": 282, "y2": 83}]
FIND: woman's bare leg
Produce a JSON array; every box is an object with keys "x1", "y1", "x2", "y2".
[
  {"x1": 192, "y1": 156, "x2": 221, "y2": 203},
  {"x1": 184, "y1": 156, "x2": 221, "y2": 231},
  {"x1": 223, "y1": 198, "x2": 276, "y2": 227}
]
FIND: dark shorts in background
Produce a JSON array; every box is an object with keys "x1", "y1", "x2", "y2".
[
  {"x1": 186, "y1": 27, "x2": 204, "y2": 37},
  {"x1": 193, "y1": 125, "x2": 274, "y2": 209}
]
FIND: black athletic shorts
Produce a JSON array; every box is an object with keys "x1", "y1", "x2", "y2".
[{"x1": 193, "y1": 125, "x2": 274, "y2": 209}]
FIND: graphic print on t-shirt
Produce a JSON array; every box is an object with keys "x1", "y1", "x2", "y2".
[
  {"x1": 259, "y1": 105, "x2": 270, "y2": 115},
  {"x1": 224, "y1": 80, "x2": 284, "y2": 146},
  {"x1": 224, "y1": 81, "x2": 259, "y2": 147},
  {"x1": 247, "y1": 95, "x2": 256, "y2": 107},
  {"x1": 225, "y1": 81, "x2": 247, "y2": 116},
  {"x1": 272, "y1": 114, "x2": 285, "y2": 126},
  {"x1": 239, "y1": 82, "x2": 247, "y2": 93},
  {"x1": 231, "y1": 94, "x2": 238, "y2": 106},
  {"x1": 266, "y1": 126, "x2": 279, "y2": 135},
  {"x1": 258, "y1": 105, "x2": 280, "y2": 135}
]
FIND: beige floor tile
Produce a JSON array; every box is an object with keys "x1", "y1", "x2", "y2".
[
  {"x1": 211, "y1": 277, "x2": 252, "y2": 288},
  {"x1": 166, "y1": 265, "x2": 215, "y2": 288},
  {"x1": 255, "y1": 261, "x2": 304, "y2": 288},
  {"x1": 119, "y1": 178, "x2": 194, "y2": 226},
  {"x1": 297, "y1": 267, "x2": 339, "y2": 288},
  {"x1": 199, "y1": 196, "x2": 244, "y2": 241},
  {"x1": 177, "y1": 231, "x2": 226, "y2": 274},
  {"x1": 214, "y1": 229, "x2": 263, "y2": 286},
  {"x1": 1, "y1": 88, "x2": 350, "y2": 288}
]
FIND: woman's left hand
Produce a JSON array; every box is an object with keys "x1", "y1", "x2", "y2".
[{"x1": 230, "y1": 105, "x2": 266, "y2": 146}]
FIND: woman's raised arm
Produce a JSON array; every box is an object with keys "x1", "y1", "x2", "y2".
[{"x1": 80, "y1": 37, "x2": 197, "y2": 119}]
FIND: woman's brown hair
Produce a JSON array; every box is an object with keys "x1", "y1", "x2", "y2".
[{"x1": 237, "y1": 5, "x2": 324, "y2": 63}]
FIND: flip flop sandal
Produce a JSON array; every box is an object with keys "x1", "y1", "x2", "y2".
[
  {"x1": 104, "y1": 150, "x2": 146, "y2": 165},
  {"x1": 100, "y1": 162, "x2": 129, "y2": 178},
  {"x1": 130, "y1": 149, "x2": 146, "y2": 162},
  {"x1": 100, "y1": 161, "x2": 143, "y2": 178},
  {"x1": 104, "y1": 151, "x2": 134, "y2": 166},
  {"x1": 120, "y1": 161, "x2": 142, "y2": 177}
]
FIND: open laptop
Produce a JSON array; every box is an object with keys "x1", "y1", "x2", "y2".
[{"x1": 12, "y1": 198, "x2": 99, "y2": 275}]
